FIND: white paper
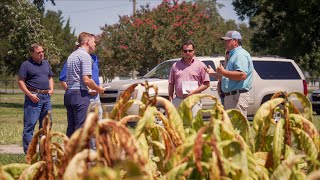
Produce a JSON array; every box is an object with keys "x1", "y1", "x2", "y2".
[{"x1": 182, "y1": 81, "x2": 198, "y2": 95}]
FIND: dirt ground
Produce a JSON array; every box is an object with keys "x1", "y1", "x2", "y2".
[{"x1": 0, "y1": 144, "x2": 23, "y2": 154}]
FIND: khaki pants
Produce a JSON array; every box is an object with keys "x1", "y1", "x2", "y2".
[
  {"x1": 224, "y1": 92, "x2": 249, "y2": 117},
  {"x1": 172, "y1": 97, "x2": 202, "y2": 118}
]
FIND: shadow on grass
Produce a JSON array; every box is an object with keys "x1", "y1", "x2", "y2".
[{"x1": 0, "y1": 102, "x2": 66, "y2": 109}]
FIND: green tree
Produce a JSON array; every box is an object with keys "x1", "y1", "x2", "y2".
[
  {"x1": 232, "y1": 0, "x2": 320, "y2": 74},
  {"x1": 0, "y1": 0, "x2": 60, "y2": 75},
  {"x1": 42, "y1": 10, "x2": 76, "y2": 75},
  {"x1": 99, "y1": 0, "x2": 250, "y2": 79}
]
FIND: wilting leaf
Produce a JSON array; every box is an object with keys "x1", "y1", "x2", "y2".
[
  {"x1": 19, "y1": 161, "x2": 46, "y2": 180},
  {"x1": 135, "y1": 106, "x2": 157, "y2": 139},
  {"x1": 163, "y1": 162, "x2": 188, "y2": 179},
  {"x1": 284, "y1": 145, "x2": 295, "y2": 159},
  {"x1": 306, "y1": 169, "x2": 320, "y2": 180},
  {"x1": 291, "y1": 127, "x2": 318, "y2": 160},
  {"x1": 2, "y1": 163, "x2": 30, "y2": 179},
  {"x1": 110, "y1": 83, "x2": 140, "y2": 120},
  {"x1": 287, "y1": 92, "x2": 313, "y2": 122},
  {"x1": 194, "y1": 126, "x2": 207, "y2": 174},
  {"x1": 273, "y1": 118, "x2": 285, "y2": 169},
  {"x1": 226, "y1": 109, "x2": 251, "y2": 145},
  {"x1": 26, "y1": 129, "x2": 43, "y2": 164},
  {"x1": 84, "y1": 166, "x2": 120, "y2": 179},
  {"x1": 290, "y1": 114, "x2": 320, "y2": 150},
  {"x1": 121, "y1": 99, "x2": 145, "y2": 118},
  {"x1": 156, "y1": 97, "x2": 185, "y2": 144},
  {"x1": 63, "y1": 149, "x2": 97, "y2": 179},
  {"x1": 99, "y1": 120, "x2": 147, "y2": 171},
  {"x1": 270, "y1": 155, "x2": 305, "y2": 180},
  {"x1": 178, "y1": 94, "x2": 215, "y2": 128},
  {"x1": 166, "y1": 135, "x2": 196, "y2": 171},
  {"x1": 253, "y1": 98, "x2": 284, "y2": 151}
]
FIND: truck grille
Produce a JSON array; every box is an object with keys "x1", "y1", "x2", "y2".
[
  {"x1": 312, "y1": 94, "x2": 320, "y2": 101},
  {"x1": 101, "y1": 97, "x2": 117, "y2": 103},
  {"x1": 100, "y1": 90, "x2": 119, "y2": 103}
]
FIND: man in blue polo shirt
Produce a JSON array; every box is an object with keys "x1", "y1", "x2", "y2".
[
  {"x1": 18, "y1": 43, "x2": 54, "y2": 154},
  {"x1": 64, "y1": 32, "x2": 104, "y2": 138},
  {"x1": 217, "y1": 30, "x2": 253, "y2": 117}
]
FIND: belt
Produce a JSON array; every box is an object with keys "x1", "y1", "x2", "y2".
[
  {"x1": 27, "y1": 87, "x2": 49, "y2": 94},
  {"x1": 223, "y1": 89, "x2": 248, "y2": 96}
]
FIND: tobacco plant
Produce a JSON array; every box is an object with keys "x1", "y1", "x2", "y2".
[{"x1": 0, "y1": 82, "x2": 319, "y2": 179}]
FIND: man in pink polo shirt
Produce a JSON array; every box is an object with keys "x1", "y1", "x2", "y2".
[{"x1": 168, "y1": 40, "x2": 210, "y2": 116}]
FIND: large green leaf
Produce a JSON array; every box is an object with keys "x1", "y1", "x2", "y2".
[
  {"x1": 226, "y1": 109, "x2": 251, "y2": 145},
  {"x1": 178, "y1": 94, "x2": 216, "y2": 128},
  {"x1": 162, "y1": 162, "x2": 188, "y2": 180},
  {"x1": 290, "y1": 114, "x2": 320, "y2": 150},
  {"x1": 110, "y1": 83, "x2": 140, "y2": 120},
  {"x1": 63, "y1": 149, "x2": 97, "y2": 179},
  {"x1": 273, "y1": 118, "x2": 285, "y2": 169},
  {"x1": 253, "y1": 98, "x2": 284, "y2": 151},
  {"x1": 2, "y1": 163, "x2": 31, "y2": 179},
  {"x1": 291, "y1": 127, "x2": 318, "y2": 161},
  {"x1": 270, "y1": 155, "x2": 305, "y2": 180},
  {"x1": 19, "y1": 161, "x2": 47, "y2": 180},
  {"x1": 156, "y1": 97, "x2": 185, "y2": 143},
  {"x1": 287, "y1": 92, "x2": 313, "y2": 122}
]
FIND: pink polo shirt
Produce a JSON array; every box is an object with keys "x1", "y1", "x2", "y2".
[{"x1": 168, "y1": 58, "x2": 210, "y2": 98}]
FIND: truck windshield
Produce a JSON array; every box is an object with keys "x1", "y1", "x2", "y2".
[{"x1": 143, "y1": 61, "x2": 175, "y2": 79}]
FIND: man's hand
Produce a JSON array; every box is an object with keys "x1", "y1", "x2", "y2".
[
  {"x1": 96, "y1": 86, "x2": 105, "y2": 94},
  {"x1": 29, "y1": 94, "x2": 40, "y2": 103},
  {"x1": 48, "y1": 89, "x2": 54, "y2": 96},
  {"x1": 205, "y1": 65, "x2": 216, "y2": 75},
  {"x1": 186, "y1": 90, "x2": 196, "y2": 97},
  {"x1": 216, "y1": 64, "x2": 225, "y2": 74}
]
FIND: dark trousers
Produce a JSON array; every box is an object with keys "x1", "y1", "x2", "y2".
[{"x1": 64, "y1": 89, "x2": 90, "y2": 137}]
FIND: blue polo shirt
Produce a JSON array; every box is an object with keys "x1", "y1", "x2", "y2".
[
  {"x1": 221, "y1": 46, "x2": 253, "y2": 93},
  {"x1": 59, "y1": 54, "x2": 100, "y2": 85},
  {"x1": 19, "y1": 58, "x2": 53, "y2": 90}
]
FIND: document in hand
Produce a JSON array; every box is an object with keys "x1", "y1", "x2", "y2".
[{"x1": 182, "y1": 81, "x2": 198, "y2": 95}]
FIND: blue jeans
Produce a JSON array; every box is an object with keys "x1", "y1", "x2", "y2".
[
  {"x1": 64, "y1": 89, "x2": 90, "y2": 137},
  {"x1": 23, "y1": 93, "x2": 51, "y2": 153},
  {"x1": 89, "y1": 94, "x2": 102, "y2": 150}
]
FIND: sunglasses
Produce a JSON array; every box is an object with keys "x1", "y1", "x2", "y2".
[{"x1": 183, "y1": 49, "x2": 194, "y2": 53}]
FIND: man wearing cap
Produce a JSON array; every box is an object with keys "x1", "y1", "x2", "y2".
[
  {"x1": 217, "y1": 30, "x2": 253, "y2": 117},
  {"x1": 64, "y1": 32, "x2": 105, "y2": 137}
]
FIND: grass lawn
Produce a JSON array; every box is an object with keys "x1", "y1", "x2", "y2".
[
  {"x1": 0, "y1": 93, "x2": 67, "y2": 145},
  {"x1": 0, "y1": 154, "x2": 26, "y2": 165}
]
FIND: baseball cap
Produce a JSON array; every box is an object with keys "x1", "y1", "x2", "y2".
[{"x1": 221, "y1": 30, "x2": 242, "y2": 40}]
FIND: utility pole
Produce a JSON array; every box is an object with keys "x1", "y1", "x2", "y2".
[
  {"x1": 131, "y1": 0, "x2": 137, "y2": 79},
  {"x1": 133, "y1": 0, "x2": 136, "y2": 15},
  {"x1": 131, "y1": 0, "x2": 136, "y2": 16}
]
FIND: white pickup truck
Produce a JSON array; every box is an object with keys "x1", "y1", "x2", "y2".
[{"x1": 100, "y1": 56, "x2": 307, "y2": 117}]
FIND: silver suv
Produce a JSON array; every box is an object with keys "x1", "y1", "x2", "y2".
[{"x1": 100, "y1": 56, "x2": 307, "y2": 117}]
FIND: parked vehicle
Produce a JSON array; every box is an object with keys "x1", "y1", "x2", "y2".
[
  {"x1": 310, "y1": 89, "x2": 320, "y2": 115},
  {"x1": 100, "y1": 55, "x2": 307, "y2": 117}
]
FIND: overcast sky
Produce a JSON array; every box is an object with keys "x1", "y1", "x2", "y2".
[{"x1": 46, "y1": 0, "x2": 247, "y2": 35}]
